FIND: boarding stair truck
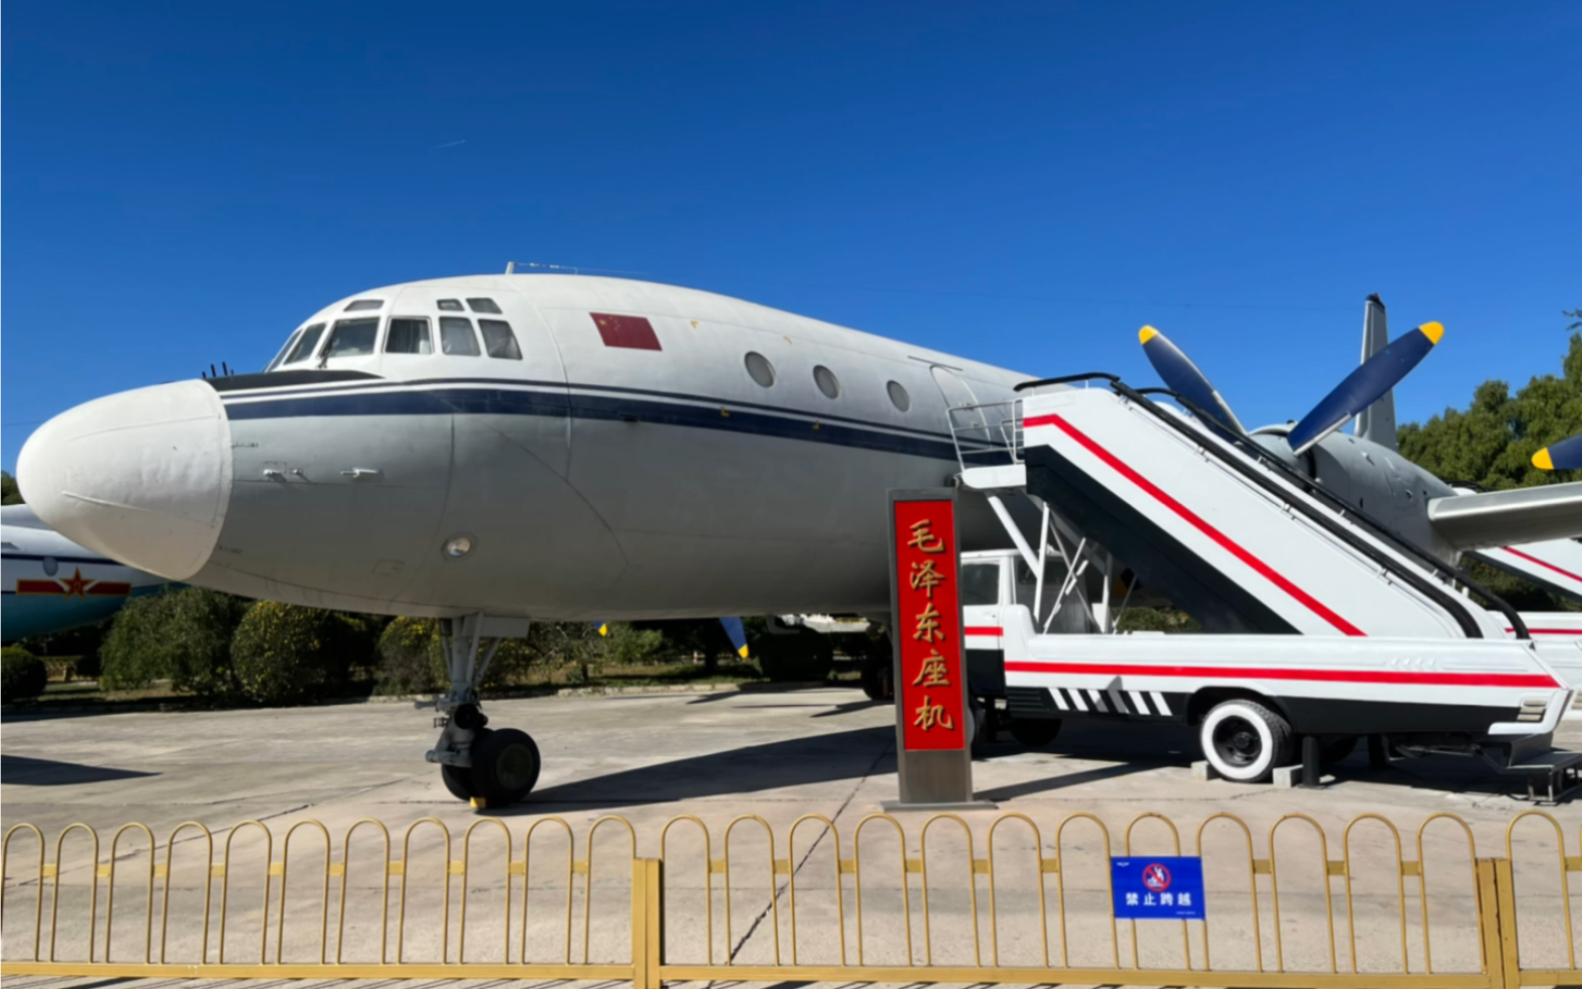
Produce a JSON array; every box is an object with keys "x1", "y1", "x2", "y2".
[{"x1": 945, "y1": 375, "x2": 1577, "y2": 787}]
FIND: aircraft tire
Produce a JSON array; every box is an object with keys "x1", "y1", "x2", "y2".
[
  {"x1": 470, "y1": 727, "x2": 542, "y2": 805},
  {"x1": 1199, "y1": 698, "x2": 1292, "y2": 783},
  {"x1": 441, "y1": 763, "x2": 476, "y2": 801},
  {"x1": 1010, "y1": 718, "x2": 1062, "y2": 748}
]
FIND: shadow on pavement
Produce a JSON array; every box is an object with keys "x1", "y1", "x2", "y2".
[
  {"x1": 508, "y1": 725, "x2": 895, "y2": 813},
  {"x1": 1, "y1": 753, "x2": 159, "y2": 786}
]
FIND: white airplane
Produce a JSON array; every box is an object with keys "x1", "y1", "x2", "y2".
[
  {"x1": 18, "y1": 273, "x2": 1582, "y2": 803},
  {"x1": 1, "y1": 504, "x2": 168, "y2": 642}
]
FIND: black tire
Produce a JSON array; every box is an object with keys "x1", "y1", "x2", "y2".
[
  {"x1": 860, "y1": 659, "x2": 893, "y2": 702},
  {"x1": 1199, "y1": 698, "x2": 1293, "y2": 783},
  {"x1": 441, "y1": 763, "x2": 476, "y2": 801},
  {"x1": 968, "y1": 698, "x2": 988, "y2": 758},
  {"x1": 1010, "y1": 718, "x2": 1062, "y2": 748},
  {"x1": 470, "y1": 727, "x2": 541, "y2": 806}
]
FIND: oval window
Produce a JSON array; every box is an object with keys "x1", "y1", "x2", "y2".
[
  {"x1": 887, "y1": 380, "x2": 911, "y2": 412},
  {"x1": 745, "y1": 352, "x2": 776, "y2": 388},
  {"x1": 813, "y1": 365, "x2": 840, "y2": 399}
]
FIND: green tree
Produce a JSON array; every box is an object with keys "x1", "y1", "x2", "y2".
[
  {"x1": 1398, "y1": 332, "x2": 1582, "y2": 489},
  {"x1": 1, "y1": 471, "x2": 22, "y2": 506},
  {"x1": 100, "y1": 587, "x2": 251, "y2": 697}
]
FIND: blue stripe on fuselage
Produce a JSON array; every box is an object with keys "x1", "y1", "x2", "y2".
[{"x1": 223, "y1": 383, "x2": 971, "y2": 461}]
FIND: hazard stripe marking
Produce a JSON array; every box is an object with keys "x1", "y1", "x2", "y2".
[
  {"x1": 1499, "y1": 547, "x2": 1582, "y2": 585},
  {"x1": 1149, "y1": 691, "x2": 1172, "y2": 716},
  {"x1": 1049, "y1": 688, "x2": 1070, "y2": 711},
  {"x1": 1024, "y1": 412, "x2": 1365, "y2": 636},
  {"x1": 1004, "y1": 660, "x2": 1556, "y2": 689}
]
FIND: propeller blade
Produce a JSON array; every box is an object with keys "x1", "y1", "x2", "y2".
[
  {"x1": 1287, "y1": 321, "x2": 1444, "y2": 456},
  {"x1": 1533, "y1": 434, "x2": 1582, "y2": 471},
  {"x1": 719, "y1": 617, "x2": 750, "y2": 659},
  {"x1": 1138, "y1": 326, "x2": 1246, "y2": 434}
]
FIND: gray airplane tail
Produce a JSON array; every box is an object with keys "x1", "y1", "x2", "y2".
[{"x1": 1352, "y1": 293, "x2": 1398, "y2": 450}]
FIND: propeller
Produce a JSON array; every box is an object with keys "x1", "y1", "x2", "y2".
[
  {"x1": 718, "y1": 617, "x2": 751, "y2": 659},
  {"x1": 1138, "y1": 326, "x2": 1245, "y2": 434},
  {"x1": 1137, "y1": 306, "x2": 1443, "y2": 457},
  {"x1": 1533, "y1": 434, "x2": 1582, "y2": 471},
  {"x1": 1285, "y1": 321, "x2": 1443, "y2": 455}
]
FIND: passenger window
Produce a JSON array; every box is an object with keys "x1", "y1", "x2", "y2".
[
  {"x1": 386, "y1": 317, "x2": 433, "y2": 354},
  {"x1": 745, "y1": 352, "x2": 776, "y2": 387},
  {"x1": 323, "y1": 318, "x2": 380, "y2": 358},
  {"x1": 437, "y1": 299, "x2": 465, "y2": 312},
  {"x1": 344, "y1": 299, "x2": 384, "y2": 312},
  {"x1": 960, "y1": 563, "x2": 1001, "y2": 605},
  {"x1": 282, "y1": 324, "x2": 326, "y2": 364},
  {"x1": 814, "y1": 365, "x2": 840, "y2": 399},
  {"x1": 440, "y1": 316, "x2": 481, "y2": 356},
  {"x1": 887, "y1": 380, "x2": 911, "y2": 412},
  {"x1": 467, "y1": 298, "x2": 503, "y2": 314},
  {"x1": 478, "y1": 319, "x2": 522, "y2": 359}
]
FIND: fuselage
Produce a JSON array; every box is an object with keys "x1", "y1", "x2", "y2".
[
  {"x1": 1, "y1": 505, "x2": 167, "y2": 641},
  {"x1": 19, "y1": 274, "x2": 1030, "y2": 620}
]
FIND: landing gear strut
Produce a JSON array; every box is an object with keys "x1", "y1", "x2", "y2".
[{"x1": 425, "y1": 614, "x2": 541, "y2": 806}]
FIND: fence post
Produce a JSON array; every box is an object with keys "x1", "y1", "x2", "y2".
[
  {"x1": 631, "y1": 857, "x2": 663, "y2": 989},
  {"x1": 1476, "y1": 857, "x2": 1520, "y2": 989}
]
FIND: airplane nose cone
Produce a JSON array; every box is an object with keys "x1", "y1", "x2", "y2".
[{"x1": 17, "y1": 380, "x2": 233, "y2": 580}]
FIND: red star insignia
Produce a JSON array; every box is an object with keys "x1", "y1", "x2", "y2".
[{"x1": 60, "y1": 568, "x2": 92, "y2": 598}]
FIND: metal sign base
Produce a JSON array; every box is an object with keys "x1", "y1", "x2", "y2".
[{"x1": 881, "y1": 799, "x2": 998, "y2": 812}]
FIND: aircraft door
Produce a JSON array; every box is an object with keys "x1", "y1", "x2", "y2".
[{"x1": 930, "y1": 365, "x2": 991, "y2": 446}]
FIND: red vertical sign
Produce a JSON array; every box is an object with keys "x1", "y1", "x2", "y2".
[{"x1": 892, "y1": 498, "x2": 967, "y2": 752}]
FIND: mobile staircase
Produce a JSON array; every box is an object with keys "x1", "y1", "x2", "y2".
[{"x1": 946, "y1": 375, "x2": 1578, "y2": 794}]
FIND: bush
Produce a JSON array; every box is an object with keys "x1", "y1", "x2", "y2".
[
  {"x1": 1, "y1": 646, "x2": 48, "y2": 702},
  {"x1": 375, "y1": 617, "x2": 445, "y2": 695},
  {"x1": 600, "y1": 623, "x2": 666, "y2": 666},
  {"x1": 231, "y1": 603, "x2": 357, "y2": 706},
  {"x1": 752, "y1": 626, "x2": 835, "y2": 682},
  {"x1": 100, "y1": 588, "x2": 251, "y2": 696}
]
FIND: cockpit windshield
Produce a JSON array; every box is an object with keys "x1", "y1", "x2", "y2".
[
  {"x1": 277, "y1": 324, "x2": 326, "y2": 367},
  {"x1": 322, "y1": 317, "x2": 380, "y2": 358}
]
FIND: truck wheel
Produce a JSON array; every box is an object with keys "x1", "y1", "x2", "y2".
[
  {"x1": 1011, "y1": 719, "x2": 1061, "y2": 748},
  {"x1": 1200, "y1": 699, "x2": 1292, "y2": 783},
  {"x1": 969, "y1": 698, "x2": 988, "y2": 757}
]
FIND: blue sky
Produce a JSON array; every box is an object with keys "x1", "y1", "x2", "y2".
[{"x1": 4, "y1": 1, "x2": 1578, "y2": 473}]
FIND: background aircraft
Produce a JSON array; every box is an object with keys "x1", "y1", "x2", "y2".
[
  {"x1": 1, "y1": 505, "x2": 169, "y2": 643},
  {"x1": 17, "y1": 274, "x2": 1581, "y2": 803}
]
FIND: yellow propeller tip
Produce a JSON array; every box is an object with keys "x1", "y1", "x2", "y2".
[
  {"x1": 1138, "y1": 326, "x2": 1159, "y2": 344},
  {"x1": 1419, "y1": 321, "x2": 1445, "y2": 345},
  {"x1": 1533, "y1": 448, "x2": 1555, "y2": 471}
]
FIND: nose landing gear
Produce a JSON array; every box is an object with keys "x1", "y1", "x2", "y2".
[{"x1": 426, "y1": 614, "x2": 542, "y2": 806}]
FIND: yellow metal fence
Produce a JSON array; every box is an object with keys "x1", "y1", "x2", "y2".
[{"x1": 2, "y1": 809, "x2": 1578, "y2": 988}]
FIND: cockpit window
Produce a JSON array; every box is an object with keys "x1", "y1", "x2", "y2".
[
  {"x1": 467, "y1": 297, "x2": 503, "y2": 314},
  {"x1": 267, "y1": 329, "x2": 303, "y2": 371},
  {"x1": 478, "y1": 319, "x2": 522, "y2": 359},
  {"x1": 386, "y1": 317, "x2": 433, "y2": 354},
  {"x1": 344, "y1": 299, "x2": 384, "y2": 312},
  {"x1": 440, "y1": 316, "x2": 481, "y2": 356},
  {"x1": 322, "y1": 317, "x2": 380, "y2": 358},
  {"x1": 281, "y1": 324, "x2": 326, "y2": 365},
  {"x1": 437, "y1": 299, "x2": 465, "y2": 312}
]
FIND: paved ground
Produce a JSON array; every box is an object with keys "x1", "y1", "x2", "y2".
[{"x1": 3, "y1": 686, "x2": 1580, "y2": 985}]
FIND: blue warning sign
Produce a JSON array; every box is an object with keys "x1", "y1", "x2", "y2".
[{"x1": 1111, "y1": 856, "x2": 1205, "y2": 920}]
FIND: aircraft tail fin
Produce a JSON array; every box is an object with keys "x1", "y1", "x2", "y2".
[{"x1": 1352, "y1": 294, "x2": 1398, "y2": 450}]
